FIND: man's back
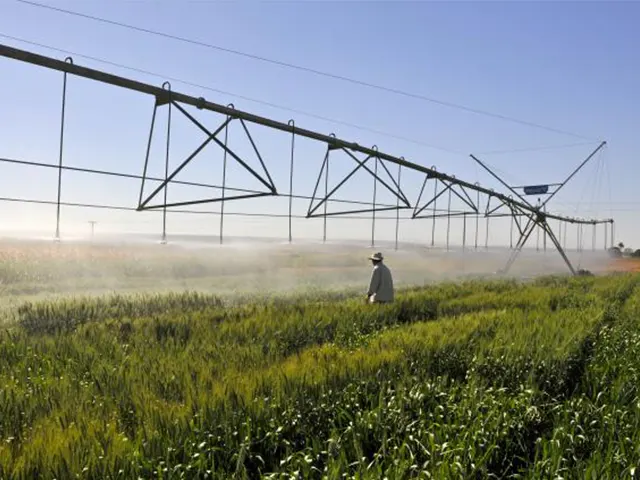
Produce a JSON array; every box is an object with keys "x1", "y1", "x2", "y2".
[{"x1": 369, "y1": 262, "x2": 394, "y2": 303}]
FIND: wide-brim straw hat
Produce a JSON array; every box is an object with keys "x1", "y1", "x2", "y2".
[{"x1": 369, "y1": 252, "x2": 383, "y2": 261}]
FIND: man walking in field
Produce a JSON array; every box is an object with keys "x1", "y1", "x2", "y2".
[{"x1": 366, "y1": 252, "x2": 394, "y2": 304}]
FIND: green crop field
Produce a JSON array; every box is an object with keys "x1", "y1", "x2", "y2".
[{"x1": 0, "y1": 242, "x2": 639, "y2": 479}]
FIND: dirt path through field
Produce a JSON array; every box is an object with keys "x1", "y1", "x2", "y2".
[{"x1": 604, "y1": 258, "x2": 640, "y2": 273}]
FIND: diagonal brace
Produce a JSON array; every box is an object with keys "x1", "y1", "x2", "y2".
[
  {"x1": 540, "y1": 221, "x2": 576, "y2": 275},
  {"x1": 501, "y1": 210, "x2": 577, "y2": 275},
  {"x1": 239, "y1": 118, "x2": 277, "y2": 192},
  {"x1": 501, "y1": 212, "x2": 538, "y2": 274},
  {"x1": 376, "y1": 156, "x2": 411, "y2": 207},
  {"x1": 342, "y1": 149, "x2": 411, "y2": 208},
  {"x1": 412, "y1": 178, "x2": 451, "y2": 218},
  {"x1": 171, "y1": 102, "x2": 277, "y2": 194},
  {"x1": 412, "y1": 174, "x2": 430, "y2": 218},
  {"x1": 307, "y1": 153, "x2": 372, "y2": 217},
  {"x1": 457, "y1": 184, "x2": 478, "y2": 212},
  {"x1": 487, "y1": 198, "x2": 510, "y2": 216},
  {"x1": 440, "y1": 179, "x2": 478, "y2": 212},
  {"x1": 307, "y1": 148, "x2": 331, "y2": 217},
  {"x1": 138, "y1": 115, "x2": 232, "y2": 210}
]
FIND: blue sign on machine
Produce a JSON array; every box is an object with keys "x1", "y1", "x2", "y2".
[{"x1": 523, "y1": 185, "x2": 549, "y2": 195}]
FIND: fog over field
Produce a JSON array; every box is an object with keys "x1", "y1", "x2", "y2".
[{"x1": 0, "y1": 233, "x2": 614, "y2": 303}]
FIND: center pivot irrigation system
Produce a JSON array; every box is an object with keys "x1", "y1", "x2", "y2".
[{"x1": 0, "y1": 43, "x2": 614, "y2": 275}]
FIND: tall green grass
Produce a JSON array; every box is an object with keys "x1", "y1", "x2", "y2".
[{"x1": 0, "y1": 273, "x2": 637, "y2": 478}]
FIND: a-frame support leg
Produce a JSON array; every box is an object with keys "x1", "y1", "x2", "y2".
[
  {"x1": 500, "y1": 210, "x2": 578, "y2": 275},
  {"x1": 540, "y1": 220, "x2": 577, "y2": 275},
  {"x1": 501, "y1": 214, "x2": 537, "y2": 274}
]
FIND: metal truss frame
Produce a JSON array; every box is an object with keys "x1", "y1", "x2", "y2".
[
  {"x1": 137, "y1": 90, "x2": 277, "y2": 212},
  {"x1": 0, "y1": 43, "x2": 616, "y2": 275},
  {"x1": 467, "y1": 143, "x2": 608, "y2": 274},
  {"x1": 306, "y1": 145, "x2": 411, "y2": 218}
]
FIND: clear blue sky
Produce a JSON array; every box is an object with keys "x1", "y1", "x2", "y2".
[{"x1": 0, "y1": 0, "x2": 637, "y2": 248}]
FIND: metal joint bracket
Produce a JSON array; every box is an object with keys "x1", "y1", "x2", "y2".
[{"x1": 155, "y1": 81, "x2": 172, "y2": 106}]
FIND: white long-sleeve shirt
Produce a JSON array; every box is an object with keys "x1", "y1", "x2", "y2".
[{"x1": 367, "y1": 262, "x2": 394, "y2": 303}]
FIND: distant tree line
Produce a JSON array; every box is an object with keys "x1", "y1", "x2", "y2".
[{"x1": 608, "y1": 242, "x2": 640, "y2": 258}]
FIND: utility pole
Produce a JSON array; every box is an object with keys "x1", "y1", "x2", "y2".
[{"x1": 88, "y1": 220, "x2": 97, "y2": 241}]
